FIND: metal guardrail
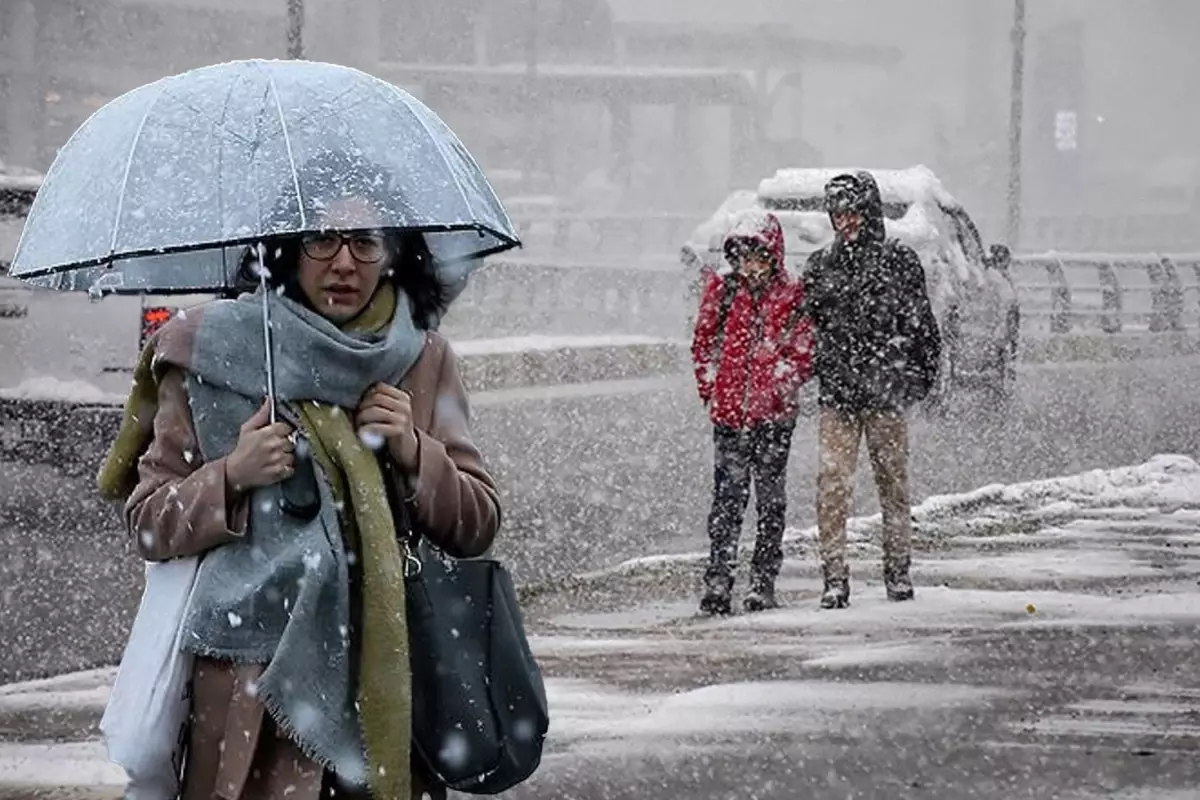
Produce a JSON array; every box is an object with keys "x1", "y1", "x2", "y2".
[{"x1": 1010, "y1": 252, "x2": 1200, "y2": 336}]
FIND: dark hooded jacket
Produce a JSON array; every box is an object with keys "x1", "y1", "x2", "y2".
[{"x1": 801, "y1": 171, "x2": 942, "y2": 412}]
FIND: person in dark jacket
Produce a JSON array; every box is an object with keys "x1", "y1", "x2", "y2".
[
  {"x1": 801, "y1": 171, "x2": 941, "y2": 609},
  {"x1": 691, "y1": 211, "x2": 813, "y2": 615}
]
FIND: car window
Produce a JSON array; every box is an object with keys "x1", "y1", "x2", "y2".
[{"x1": 943, "y1": 206, "x2": 985, "y2": 264}]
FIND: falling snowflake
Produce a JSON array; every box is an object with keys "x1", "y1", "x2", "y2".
[
  {"x1": 438, "y1": 731, "x2": 471, "y2": 771},
  {"x1": 359, "y1": 429, "x2": 385, "y2": 450},
  {"x1": 513, "y1": 717, "x2": 538, "y2": 742}
]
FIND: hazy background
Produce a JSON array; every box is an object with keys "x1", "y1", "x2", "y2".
[{"x1": 2, "y1": 0, "x2": 1198, "y2": 250}]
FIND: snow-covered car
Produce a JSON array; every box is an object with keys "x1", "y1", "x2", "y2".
[
  {"x1": 0, "y1": 165, "x2": 41, "y2": 272},
  {"x1": 1, "y1": 167, "x2": 223, "y2": 403},
  {"x1": 681, "y1": 165, "x2": 1021, "y2": 403}
]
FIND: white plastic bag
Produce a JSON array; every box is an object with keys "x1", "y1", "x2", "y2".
[{"x1": 101, "y1": 556, "x2": 200, "y2": 800}]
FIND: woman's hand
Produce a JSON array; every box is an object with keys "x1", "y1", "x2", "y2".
[
  {"x1": 357, "y1": 383, "x2": 420, "y2": 471},
  {"x1": 225, "y1": 399, "x2": 295, "y2": 494}
]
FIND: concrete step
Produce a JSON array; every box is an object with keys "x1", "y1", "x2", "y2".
[
  {"x1": 0, "y1": 740, "x2": 124, "y2": 799},
  {"x1": 0, "y1": 669, "x2": 111, "y2": 744}
]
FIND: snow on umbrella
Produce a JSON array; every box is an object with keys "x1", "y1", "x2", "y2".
[{"x1": 8, "y1": 58, "x2": 520, "y2": 416}]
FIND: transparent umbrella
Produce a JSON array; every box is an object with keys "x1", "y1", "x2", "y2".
[{"x1": 8, "y1": 58, "x2": 520, "y2": 416}]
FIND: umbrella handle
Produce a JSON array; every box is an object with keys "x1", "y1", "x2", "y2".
[{"x1": 257, "y1": 244, "x2": 278, "y2": 426}]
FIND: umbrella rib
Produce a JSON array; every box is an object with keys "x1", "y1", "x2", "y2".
[
  {"x1": 287, "y1": 84, "x2": 363, "y2": 129},
  {"x1": 264, "y1": 69, "x2": 306, "y2": 229},
  {"x1": 109, "y1": 83, "x2": 169, "y2": 257},
  {"x1": 371, "y1": 77, "x2": 474, "y2": 221},
  {"x1": 214, "y1": 67, "x2": 242, "y2": 286}
]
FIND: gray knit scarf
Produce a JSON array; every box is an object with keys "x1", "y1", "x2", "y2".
[{"x1": 178, "y1": 287, "x2": 424, "y2": 785}]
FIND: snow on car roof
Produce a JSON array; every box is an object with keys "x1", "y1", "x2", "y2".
[
  {"x1": 757, "y1": 164, "x2": 957, "y2": 207},
  {"x1": 0, "y1": 160, "x2": 44, "y2": 193}
]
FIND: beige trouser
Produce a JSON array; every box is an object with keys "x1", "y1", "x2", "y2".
[{"x1": 817, "y1": 407, "x2": 912, "y2": 575}]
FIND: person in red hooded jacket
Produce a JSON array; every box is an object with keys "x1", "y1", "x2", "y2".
[{"x1": 691, "y1": 210, "x2": 813, "y2": 614}]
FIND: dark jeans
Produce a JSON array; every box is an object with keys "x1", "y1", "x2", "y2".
[{"x1": 704, "y1": 419, "x2": 796, "y2": 590}]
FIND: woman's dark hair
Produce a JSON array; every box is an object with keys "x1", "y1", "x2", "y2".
[
  {"x1": 237, "y1": 150, "x2": 449, "y2": 329},
  {"x1": 236, "y1": 230, "x2": 449, "y2": 330}
]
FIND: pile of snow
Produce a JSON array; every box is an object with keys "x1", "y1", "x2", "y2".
[
  {"x1": 548, "y1": 677, "x2": 1009, "y2": 753},
  {"x1": 0, "y1": 740, "x2": 125, "y2": 788},
  {"x1": 577, "y1": 455, "x2": 1200, "y2": 583},
  {"x1": 808, "y1": 453, "x2": 1200, "y2": 550},
  {"x1": 0, "y1": 375, "x2": 126, "y2": 405},
  {"x1": 0, "y1": 667, "x2": 114, "y2": 715},
  {"x1": 905, "y1": 453, "x2": 1200, "y2": 532}
]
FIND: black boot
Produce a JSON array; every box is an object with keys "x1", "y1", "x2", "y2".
[
  {"x1": 819, "y1": 561, "x2": 851, "y2": 609},
  {"x1": 700, "y1": 573, "x2": 734, "y2": 616},
  {"x1": 743, "y1": 573, "x2": 779, "y2": 613},
  {"x1": 884, "y1": 556, "x2": 915, "y2": 602}
]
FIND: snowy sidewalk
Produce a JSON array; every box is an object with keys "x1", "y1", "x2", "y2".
[{"x1": 2, "y1": 456, "x2": 1200, "y2": 797}]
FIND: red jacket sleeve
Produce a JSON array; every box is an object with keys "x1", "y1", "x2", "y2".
[
  {"x1": 690, "y1": 271, "x2": 727, "y2": 404},
  {"x1": 774, "y1": 279, "x2": 814, "y2": 397}
]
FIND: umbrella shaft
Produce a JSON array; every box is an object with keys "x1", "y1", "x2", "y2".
[{"x1": 260, "y1": 263, "x2": 278, "y2": 425}]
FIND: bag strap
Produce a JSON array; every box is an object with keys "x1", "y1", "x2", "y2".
[
  {"x1": 380, "y1": 334, "x2": 451, "y2": 574},
  {"x1": 709, "y1": 273, "x2": 739, "y2": 367}
]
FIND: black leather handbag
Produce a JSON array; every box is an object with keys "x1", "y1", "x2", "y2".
[{"x1": 381, "y1": 457, "x2": 549, "y2": 794}]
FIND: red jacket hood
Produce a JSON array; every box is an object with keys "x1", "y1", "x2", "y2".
[{"x1": 723, "y1": 210, "x2": 786, "y2": 272}]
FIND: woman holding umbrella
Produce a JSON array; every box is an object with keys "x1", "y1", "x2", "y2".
[
  {"x1": 11, "y1": 60, "x2": 528, "y2": 800},
  {"x1": 100, "y1": 154, "x2": 498, "y2": 798}
]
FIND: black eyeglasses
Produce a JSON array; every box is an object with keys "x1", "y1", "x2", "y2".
[
  {"x1": 300, "y1": 231, "x2": 387, "y2": 263},
  {"x1": 727, "y1": 241, "x2": 771, "y2": 262}
]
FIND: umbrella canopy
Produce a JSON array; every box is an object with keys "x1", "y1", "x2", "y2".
[{"x1": 10, "y1": 58, "x2": 519, "y2": 291}]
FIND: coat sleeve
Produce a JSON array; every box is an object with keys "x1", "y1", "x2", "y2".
[
  {"x1": 898, "y1": 246, "x2": 943, "y2": 400},
  {"x1": 406, "y1": 342, "x2": 501, "y2": 559},
  {"x1": 690, "y1": 272, "x2": 726, "y2": 404},
  {"x1": 799, "y1": 250, "x2": 826, "y2": 319},
  {"x1": 125, "y1": 368, "x2": 250, "y2": 562},
  {"x1": 774, "y1": 280, "x2": 814, "y2": 396}
]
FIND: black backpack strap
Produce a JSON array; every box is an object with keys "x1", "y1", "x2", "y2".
[
  {"x1": 717, "y1": 273, "x2": 738, "y2": 327},
  {"x1": 710, "y1": 273, "x2": 739, "y2": 365}
]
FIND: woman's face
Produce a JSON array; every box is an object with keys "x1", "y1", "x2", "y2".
[{"x1": 295, "y1": 198, "x2": 392, "y2": 324}]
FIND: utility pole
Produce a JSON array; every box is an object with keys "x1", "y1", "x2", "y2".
[
  {"x1": 1006, "y1": 0, "x2": 1026, "y2": 248},
  {"x1": 523, "y1": 0, "x2": 539, "y2": 191},
  {"x1": 287, "y1": 0, "x2": 305, "y2": 59}
]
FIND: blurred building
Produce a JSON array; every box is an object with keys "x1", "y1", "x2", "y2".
[{"x1": 0, "y1": 0, "x2": 1197, "y2": 241}]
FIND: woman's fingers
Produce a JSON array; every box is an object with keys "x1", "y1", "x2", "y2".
[
  {"x1": 357, "y1": 404, "x2": 411, "y2": 428},
  {"x1": 271, "y1": 450, "x2": 295, "y2": 478},
  {"x1": 361, "y1": 390, "x2": 411, "y2": 416}
]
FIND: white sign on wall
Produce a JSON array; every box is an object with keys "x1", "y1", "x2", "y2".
[{"x1": 1055, "y1": 110, "x2": 1079, "y2": 151}]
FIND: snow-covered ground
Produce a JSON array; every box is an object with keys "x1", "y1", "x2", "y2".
[
  {"x1": 561, "y1": 453, "x2": 1200, "y2": 584},
  {"x1": 1, "y1": 456, "x2": 1198, "y2": 793}
]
